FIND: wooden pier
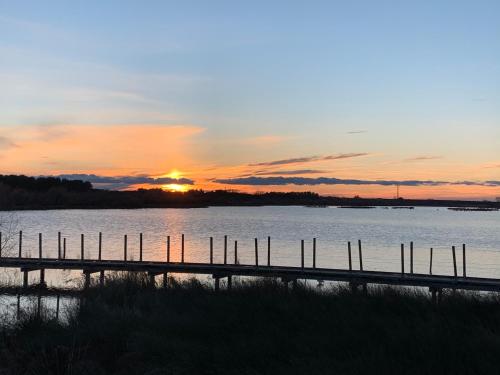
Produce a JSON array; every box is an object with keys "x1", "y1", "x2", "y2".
[{"x1": 0, "y1": 232, "x2": 499, "y2": 297}]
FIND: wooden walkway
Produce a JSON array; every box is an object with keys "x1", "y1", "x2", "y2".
[
  {"x1": 2, "y1": 256, "x2": 500, "y2": 296},
  {"x1": 1, "y1": 231, "x2": 499, "y2": 299}
]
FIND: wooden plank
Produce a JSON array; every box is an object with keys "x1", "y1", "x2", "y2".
[{"x1": 348, "y1": 242, "x2": 352, "y2": 271}]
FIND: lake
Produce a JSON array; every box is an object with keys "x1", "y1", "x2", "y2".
[{"x1": 1, "y1": 206, "x2": 499, "y2": 288}]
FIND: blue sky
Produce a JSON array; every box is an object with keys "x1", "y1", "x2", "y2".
[{"x1": 0, "y1": 1, "x2": 499, "y2": 198}]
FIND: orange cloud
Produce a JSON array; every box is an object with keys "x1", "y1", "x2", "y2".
[{"x1": 0, "y1": 124, "x2": 204, "y2": 175}]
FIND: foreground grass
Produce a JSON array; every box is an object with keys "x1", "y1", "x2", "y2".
[{"x1": 2, "y1": 276, "x2": 500, "y2": 374}]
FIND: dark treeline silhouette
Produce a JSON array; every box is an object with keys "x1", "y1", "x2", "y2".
[
  {"x1": 0, "y1": 174, "x2": 499, "y2": 210},
  {"x1": 0, "y1": 174, "x2": 92, "y2": 192}
]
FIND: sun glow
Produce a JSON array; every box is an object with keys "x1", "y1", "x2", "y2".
[{"x1": 163, "y1": 183, "x2": 189, "y2": 192}]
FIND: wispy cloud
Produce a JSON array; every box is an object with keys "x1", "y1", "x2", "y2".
[
  {"x1": 0, "y1": 136, "x2": 18, "y2": 150},
  {"x1": 346, "y1": 130, "x2": 367, "y2": 134},
  {"x1": 213, "y1": 176, "x2": 500, "y2": 187},
  {"x1": 404, "y1": 155, "x2": 443, "y2": 162},
  {"x1": 255, "y1": 169, "x2": 327, "y2": 176},
  {"x1": 249, "y1": 153, "x2": 369, "y2": 167}
]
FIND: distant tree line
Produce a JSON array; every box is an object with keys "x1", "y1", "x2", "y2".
[
  {"x1": 0, "y1": 175, "x2": 498, "y2": 210},
  {"x1": 0, "y1": 175, "x2": 92, "y2": 192}
]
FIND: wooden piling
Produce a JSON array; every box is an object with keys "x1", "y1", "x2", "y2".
[
  {"x1": 224, "y1": 235, "x2": 228, "y2": 265},
  {"x1": 254, "y1": 238, "x2": 259, "y2": 267},
  {"x1": 228, "y1": 275, "x2": 233, "y2": 290},
  {"x1": 124, "y1": 235, "x2": 128, "y2": 261},
  {"x1": 0, "y1": 232, "x2": 2, "y2": 258},
  {"x1": 84, "y1": 271, "x2": 91, "y2": 289},
  {"x1": 410, "y1": 241, "x2": 414, "y2": 274},
  {"x1": 18, "y1": 231, "x2": 22, "y2": 258},
  {"x1": 139, "y1": 233, "x2": 143, "y2": 262},
  {"x1": 348, "y1": 241, "x2": 352, "y2": 271},
  {"x1": 38, "y1": 233, "x2": 42, "y2": 259},
  {"x1": 40, "y1": 268, "x2": 45, "y2": 286},
  {"x1": 81, "y1": 234, "x2": 84, "y2": 260},
  {"x1": 313, "y1": 238, "x2": 317, "y2": 269},
  {"x1": 234, "y1": 240, "x2": 238, "y2": 264},
  {"x1": 56, "y1": 295, "x2": 60, "y2": 320},
  {"x1": 58, "y1": 232, "x2": 61, "y2": 259},
  {"x1": 301, "y1": 240, "x2": 304, "y2": 269},
  {"x1": 214, "y1": 277, "x2": 220, "y2": 291},
  {"x1": 148, "y1": 273, "x2": 155, "y2": 287},
  {"x1": 23, "y1": 271, "x2": 28, "y2": 288},
  {"x1": 98, "y1": 232, "x2": 102, "y2": 260},
  {"x1": 99, "y1": 270, "x2": 105, "y2": 286},
  {"x1": 358, "y1": 240, "x2": 363, "y2": 271},
  {"x1": 429, "y1": 248, "x2": 433, "y2": 275},
  {"x1": 462, "y1": 244, "x2": 466, "y2": 278},
  {"x1": 452, "y1": 246, "x2": 457, "y2": 278},
  {"x1": 401, "y1": 244, "x2": 405, "y2": 275},
  {"x1": 181, "y1": 234, "x2": 185, "y2": 263},
  {"x1": 210, "y1": 237, "x2": 213, "y2": 264},
  {"x1": 162, "y1": 272, "x2": 168, "y2": 288},
  {"x1": 267, "y1": 236, "x2": 271, "y2": 267},
  {"x1": 63, "y1": 238, "x2": 66, "y2": 259},
  {"x1": 166, "y1": 236, "x2": 170, "y2": 263}
]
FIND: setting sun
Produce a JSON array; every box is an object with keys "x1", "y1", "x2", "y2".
[{"x1": 163, "y1": 183, "x2": 189, "y2": 192}]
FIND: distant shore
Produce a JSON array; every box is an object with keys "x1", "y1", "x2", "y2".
[{"x1": 1, "y1": 174, "x2": 499, "y2": 211}]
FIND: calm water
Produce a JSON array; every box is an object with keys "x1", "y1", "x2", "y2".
[{"x1": 1, "y1": 206, "x2": 500, "y2": 287}]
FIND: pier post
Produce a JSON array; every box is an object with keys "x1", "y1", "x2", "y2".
[
  {"x1": 39, "y1": 269, "x2": 45, "y2": 287},
  {"x1": 0, "y1": 232, "x2": 2, "y2": 258},
  {"x1": 98, "y1": 232, "x2": 102, "y2": 260},
  {"x1": 313, "y1": 238, "x2": 317, "y2": 269},
  {"x1": 234, "y1": 241, "x2": 238, "y2": 264},
  {"x1": 267, "y1": 236, "x2": 271, "y2": 267},
  {"x1": 63, "y1": 238, "x2": 66, "y2": 259},
  {"x1": 254, "y1": 238, "x2": 259, "y2": 267},
  {"x1": 181, "y1": 234, "x2": 185, "y2": 263},
  {"x1": 124, "y1": 235, "x2": 128, "y2": 261},
  {"x1": 224, "y1": 235, "x2": 228, "y2": 264},
  {"x1": 18, "y1": 231, "x2": 22, "y2": 258},
  {"x1": 214, "y1": 277, "x2": 220, "y2": 291},
  {"x1": 401, "y1": 244, "x2": 405, "y2": 275},
  {"x1": 23, "y1": 271, "x2": 28, "y2": 288},
  {"x1": 167, "y1": 236, "x2": 170, "y2": 263},
  {"x1": 58, "y1": 232, "x2": 61, "y2": 259},
  {"x1": 162, "y1": 272, "x2": 168, "y2": 288},
  {"x1": 81, "y1": 234, "x2": 84, "y2": 260},
  {"x1": 139, "y1": 233, "x2": 143, "y2": 262},
  {"x1": 410, "y1": 241, "x2": 414, "y2": 274},
  {"x1": 452, "y1": 246, "x2": 457, "y2": 278},
  {"x1": 210, "y1": 237, "x2": 213, "y2": 264},
  {"x1": 84, "y1": 271, "x2": 91, "y2": 289},
  {"x1": 56, "y1": 295, "x2": 60, "y2": 321},
  {"x1": 358, "y1": 240, "x2": 363, "y2": 271},
  {"x1": 227, "y1": 275, "x2": 232, "y2": 290},
  {"x1": 301, "y1": 240, "x2": 304, "y2": 269},
  {"x1": 348, "y1": 242, "x2": 352, "y2": 271},
  {"x1": 462, "y1": 244, "x2": 466, "y2": 278},
  {"x1": 99, "y1": 271, "x2": 105, "y2": 287},
  {"x1": 38, "y1": 233, "x2": 42, "y2": 259},
  {"x1": 429, "y1": 248, "x2": 433, "y2": 275}
]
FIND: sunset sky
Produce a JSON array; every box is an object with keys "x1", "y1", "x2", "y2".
[{"x1": 1, "y1": 1, "x2": 499, "y2": 199}]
